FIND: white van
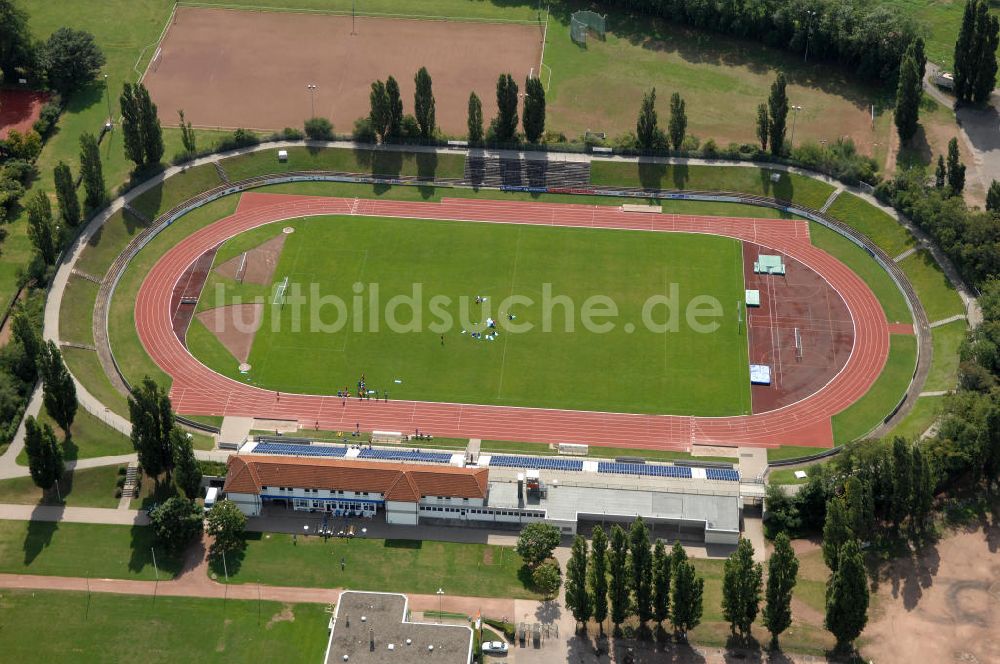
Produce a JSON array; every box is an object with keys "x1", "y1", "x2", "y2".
[{"x1": 204, "y1": 487, "x2": 219, "y2": 511}]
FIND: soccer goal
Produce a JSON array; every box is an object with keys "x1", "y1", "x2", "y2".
[
  {"x1": 570, "y1": 10, "x2": 606, "y2": 45},
  {"x1": 272, "y1": 276, "x2": 289, "y2": 306}
]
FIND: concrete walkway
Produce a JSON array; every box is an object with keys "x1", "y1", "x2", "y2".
[
  {"x1": 930, "y1": 313, "x2": 967, "y2": 328},
  {"x1": 0, "y1": 503, "x2": 149, "y2": 525}
]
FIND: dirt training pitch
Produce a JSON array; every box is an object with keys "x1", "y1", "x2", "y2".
[{"x1": 144, "y1": 7, "x2": 543, "y2": 134}]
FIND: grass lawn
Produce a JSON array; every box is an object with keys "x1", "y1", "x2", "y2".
[
  {"x1": 15, "y1": 404, "x2": 133, "y2": 462},
  {"x1": 831, "y1": 334, "x2": 918, "y2": 444},
  {"x1": 57, "y1": 275, "x2": 99, "y2": 346},
  {"x1": 826, "y1": 192, "x2": 915, "y2": 257},
  {"x1": 129, "y1": 163, "x2": 223, "y2": 221},
  {"x1": 62, "y1": 347, "x2": 130, "y2": 418},
  {"x1": 189, "y1": 215, "x2": 751, "y2": 415},
  {"x1": 899, "y1": 250, "x2": 965, "y2": 323},
  {"x1": 809, "y1": 221, "x2": 912, "y2": 325},
  {"x1": 590, "y1": 161, "x2": 835, "y2": 209},
  {"x1": 109, "y1": 196, "x2": 240, "y2": 391},
  {"x1": 767, "y1": 445, "x2": 832, "y2": 462},
  {"x1": 890, "y1": 395, "x2": 945, "y2": 441},
  {"x1": 74, "y1": 209, "x2": 149, "y2": 280},
  {"x1": 224, "y1": 533, "x2": 540, "y2": 600},
  {"x1": 0, "y1": 520, "x2": 180, "y2": 580},
  {"x1": 0, "y1": 589, "x2": 329, "y2": 664},
  {"x1": 0, "y1": 464, "x2": 123, "y2": 508},
  {"x1": 220, "y1": 146, "x2": 466, "y2": 181},
  {"x1": 768, "y1": 466, "x2": 812, "y2": 485},
  {"x1": 660, "y1": 199, "x2": 796, "y2": 219},
  {"x1": 925, "y1": 319, "x2": 966, "y2": 392}
]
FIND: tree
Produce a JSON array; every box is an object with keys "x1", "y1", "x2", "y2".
[
  {"x1": 935, "y1": 155, "x2": 947, "y2": 189},
  {"x1": 0, "y1": 0, "x2": 34, "y2": 77},
  {"x1": 369, "y1": 80, "x2": 389, "y2": 142},
  {"x1": 4, "y1": 129, "x2": 41, "y2": 161},
  {"x1": 128, "y1": 377, "x2": 175, "y2": 478},
  {"x1": 205, "y1": 498, "x2": 246, "y2": 559},
  {"x1": 23, "y1": 416, "x2": 63, "y2": 491},
  {"x1": 414, "y1": 67, "x2": 436, "y2": 138},
  {"x1": 636, "y1": 88, "x2": 659, "y2": 150},
  {"x1": 79, "y1": 132, "x2": 105, "y2": 209},
  {"x1": 467, "y1": 92, "x2": 483, "y2": 144},
  {"x1": 385, "y1": 76, "x2": 403, "y2": 140},
  {"x1": 767, "y1": 73, "x2": 789, "y2": 155},
  {"x1": 822, "y1": 496, "x2": 852, "y2": 571},
  {"x1": 894, "y1": 47, "x2": 921, "y2": 142},
  {"x1": 954, "y1": 0, "x2": 1000, "y2": 104},
  {"x1": 522, "y1": 75, "x2": 546, "y2": 143},
  {"x1": 515, "y1": 522, "x2": 560, "y2": 567},
  {"x1": 670, "y1": 554, "x2": 704, "y2": 640},
  {"x1": 825, "y1": 539, "x2": 869, "y2": 650},
  {"x1": 178, "y1": 110, "x2": 196, "y2": 153},
  {"x1": 890, "y1": 436, "x2": 914, "y2": 528},
  {"x1": 303, "y1": 116, "x2": 334, "y2": 140},
  {"x1": 41, "y1": 28, "x2": 105, "y2": 95},
  {"x1": 150, "y1": 495, "x2": 204, "y2": 553},
  {"x1": 565, "y1": 534, "x2": 591, "y2": 628},
  {"x1": 53, "y1": 162, "x2": 80, "y2": 228},
  {"x1": 25, "y1": 189, "x2": 57, "y2": 265},
  {"x1": 120, "y1": 83, "x2": 144, "y2": 166},
  {"x1": 532, "y1": 560, "x2": 562, "y2": 599},
  {"x1": 947, "y1": 138, "x2": 966, "y2": 195},
  {"x1": 910, "y1": 445, "x2": 935, "y2": 533},
  {"x1": 136, "y1": 83, "x2": 164, "y2": 165},
  {"x1": 755, "y1": 103, "x2": 770, "y2": 152},
  {"x1": 913, "y1": 37, "x2": 927, "y2": 82},
  {"x1": 668, "y1": 92, "x2": 687, "y2": 151},
  {"x1": 987, "y1": 180, "x2": 1000, "y2": 212},
  {"x1": 651, "y1": 539, "x2": 671, "y2": 628},
  {"x1": 494, "y1": 73, "x2": 519, "y2": 143},
  {"x1": 629, "y1": 517, "x2": 654, "y2": 625},
  {"x1": 172, "y1": 429, "x2": 202, "y2": 500},
  {"x1": 11, "y1": 311, "x2": 40, "y2": 382},
  {"x1": 608, "y1": 524, "x2": 630, "y2": 631},
  {"x1": 763, "y1": 532, "x2": 799, "y2": 646},
  {"x1": 589, "y1": 525, "x2": 609, "y2": 634},
  {"x1": 38, "y1": 341, "x2": 77, "y2": 434},
  {"x1": 721, "y1": 538, "x2": 763, "y2": 639},
  {"x1": 843, "y1": 476, "x2": 874, "y2": 543}
]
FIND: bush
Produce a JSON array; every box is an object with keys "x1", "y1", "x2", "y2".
[
  {"x1": 281, "y1": 126, "x2": 304, "y2": 140},
  {"x1": 681, "y1": 135, "x2": 700, "y2": 152},
  {"x1": 701, "y1": 138, "x2": 718, "y2": 158},
  {"x1": 4, "y1": 130, "x2": 43, "y2": 162},
  {"x1": 32, "y1": 100, "x2": 62, "y2": 138},
  {"x1": 117, "y1": 466, "x2": 126, "y2": 476},
  {"x1": 304, "y1": 116, "x2": 334, "y2": 140},
  {"x1": 115, "y1": 489, "x2": 122, "y2": 499},
  {"x1": 116, "y1": 475, "x2": 125, "y2": 488},
  {"x1": 2, "y1": 160, "x2": 37, "y2": 185},
  {"x1": 216, "y1": 128, "x2": 259, "y2": 152},
  {"x1": 482, "y1": 617, "x2": 515, "y2": 641},
  {"x1": 790, "y1": 137, "x2": 878, "y2": 186},
  {"x1": 352, "y1": 117, "x2": 376, "y2": 144},
  {"x1": 401, "y1": 114, "x2": 420, "y2": 139}
]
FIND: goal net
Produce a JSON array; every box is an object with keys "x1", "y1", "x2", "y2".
[{"x1": 570, "y1": 10, "x2": 606, "y2": 45}]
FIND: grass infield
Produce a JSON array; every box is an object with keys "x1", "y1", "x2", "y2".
[{"x1": 188, "y1": 214, "x2": 752, "y2": 416}]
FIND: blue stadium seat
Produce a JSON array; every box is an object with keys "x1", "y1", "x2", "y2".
[
  {"x1": 596, "y1": 462, "x2": 693, "y2": 478},
  {"x1": 357, "y1": 449, "x2": 453, "y2": 464},
  {"x1": 253, "y1": 443, "x2": 348, "y2": 458},
  {"x1": 487, "y1": 455, "x2": 583, "y2": 471},
  {"x1": 705, "y1": 468, "x2": 741, "y2": 482}
]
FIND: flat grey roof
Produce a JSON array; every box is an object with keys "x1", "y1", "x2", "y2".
[
  {"x1": 487, "y1": 481, "x2": 740, "y2": 532},
  {"x1": 326, "y1": 591, "x2": 471, "y2": 664}
]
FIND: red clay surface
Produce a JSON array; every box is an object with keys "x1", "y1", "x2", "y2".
[
  {"x1": 743, "y1": 242, "x2": 854, "y2": 413},
  {"x1": 143, "y1": 7, "x2": 543, "y2": 134},
  {"x1": 134, "y1": 193, "x2": 890, "y2": 451},
  {"x1": 196, "y1": 303, "x2": 263, "y2": 363},
  {"x1": 0, "y1": 89, "x2": 50, "y2": 139},
  {"x1": 169, "y1": 246, "x2": 216, "y2": 343}
]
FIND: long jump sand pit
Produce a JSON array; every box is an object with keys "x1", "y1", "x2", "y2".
[{"x1": 144, "y1": 7, "x2": 544, "y2": 134}]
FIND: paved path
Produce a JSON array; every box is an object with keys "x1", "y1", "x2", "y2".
[
  {"x1": 0, "y1": 503, "x2": 149, "y2": 525},
  {"x1": 930, "y1": 313, "x2": 967, "y2": 328}
]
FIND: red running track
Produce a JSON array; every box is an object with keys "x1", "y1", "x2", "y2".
[{"x1": 133, "y1": 192, "x2": 890, "y2": 451}]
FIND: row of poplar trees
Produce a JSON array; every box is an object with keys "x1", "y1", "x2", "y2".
[{"x1": 563, "y1": 518, "x2": 802, "y2": 646}]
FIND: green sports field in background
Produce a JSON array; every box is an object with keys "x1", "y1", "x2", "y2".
[{"x1": 187, "y1": 215, "x2": 752, "y2": 416}]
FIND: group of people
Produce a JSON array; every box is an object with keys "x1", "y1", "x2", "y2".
[
  {"x1": 334, "y1": 373, "x2": 389, "y2": 402},
  {"x1": 461, "y1": 295, "x2": 518, "y2": 343}
]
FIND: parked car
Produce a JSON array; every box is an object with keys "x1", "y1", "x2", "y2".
[{"x1": 481, "y1": 641, "x2": 508, "y2": 655}]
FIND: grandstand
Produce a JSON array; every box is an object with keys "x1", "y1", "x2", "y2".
[
  {"x1": 488, "y1": 455, "x2": 583, "y2": 472},
  {"x1": 253, "y1": 442, "x2": 348, "y2": 458},
  {"x1": 598, "y1": 461, "x2": 694, "y2": 479},
  {"x1": 358, "y1": 448, "x2": 454, "y2": 464}
]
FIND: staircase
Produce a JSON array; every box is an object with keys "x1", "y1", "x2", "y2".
[
  {"x1": 122, "y1": 462, "x2": 139, "y2": 498},
  {"x1": 463, "y1": 156, "x2": 591, "y2": 189}
]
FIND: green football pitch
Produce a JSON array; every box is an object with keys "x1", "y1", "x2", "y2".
[{"x1": 188, "y1": 215, "x2": 751, "y2": 416}]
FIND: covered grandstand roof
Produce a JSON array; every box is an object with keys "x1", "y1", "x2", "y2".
[{"x1": 224, "y1": 455, "x2": 488, "y2": 502}]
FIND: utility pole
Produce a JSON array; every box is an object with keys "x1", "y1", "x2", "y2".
[
  {"x1": 104, "y1": 74, "x2": 113, "y2": 128},
  {"x1": 803, "y1": 10, "x2": 817, "y2": 63},
  {"x1": 307, "y1": 84, "x2": 318, "y2": 119},
  {"x1": 789, "y1": 105, "x2": 803, "y2": 147},
  {"x1": 151, "y1": 547, "x2": 159, "y2": 608},
  {"x1": 436, "y1": 588, "x2": 444, "y2": 623},
  {"x1": 352, "y1": 0, "x2": 357, "y2": 35}
]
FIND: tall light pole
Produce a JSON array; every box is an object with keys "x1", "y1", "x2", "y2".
[
  {"x1": 351, "y1": 0, "x2": 357, "y2": 35},
  {"x1": 307, "y1": 84, "x2": 318, "y2": 119},
  {"x1": 104, "y1": 74, "x2": 112, "y2": 128},
  {"x1": 803, "y1": 10, "x2": 817, "y2": 63},
  {"x1": 789, "y1": 105, "x2": 803, "y2": 147},
  {"x1": 436, "y1": 588, "x2": 444, "y2": 623}
]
